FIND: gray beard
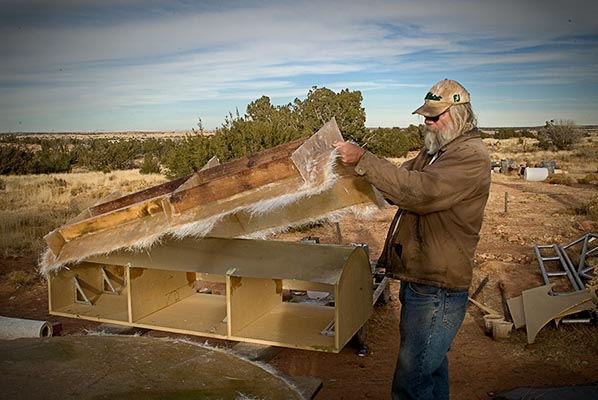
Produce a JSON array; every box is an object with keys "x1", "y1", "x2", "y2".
[{"x1": 423, "y1": 122, "x2": 459, "y2": 155}]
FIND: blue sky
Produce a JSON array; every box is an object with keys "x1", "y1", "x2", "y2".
[{"x1": 1, "y1": 0, "x2": 596, "y2": 132}]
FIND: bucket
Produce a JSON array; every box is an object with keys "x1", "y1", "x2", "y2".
[
  {"x1": 492, "y1": 320, "x2": 513, "y2": 341},
  {"x1": 524, "y1": 167, "x2": 549, "y2": 181},
  {"x1": 483, "y1": 314, "x2": 504, "y2": 336}
]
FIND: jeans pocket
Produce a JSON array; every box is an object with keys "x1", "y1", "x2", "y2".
[{"x1": 408, "y1": 282, "x2": 440, "y2": 298}]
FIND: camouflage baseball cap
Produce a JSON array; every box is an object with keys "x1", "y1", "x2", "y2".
[{"x1": 412, "y1": 79, "x2": 470, "y2": 117}]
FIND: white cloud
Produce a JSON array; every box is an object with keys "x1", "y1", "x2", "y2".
[{"x1": 0, "y1": 0, "x2": 596, "y2": 131}]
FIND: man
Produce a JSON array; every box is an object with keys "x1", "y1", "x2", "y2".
[{"x1": 334, "y1": 79, "x2": 491, "y2": 400}]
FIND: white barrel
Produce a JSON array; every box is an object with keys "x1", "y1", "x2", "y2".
[
  {"x1": 524, "y1": 167, "x2": 549, "y2": 181},
  {"x1": 0, "y1": 316, "x2": 53, "y2": 340}
]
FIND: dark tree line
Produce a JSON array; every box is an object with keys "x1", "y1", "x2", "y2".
[{"x1": 1, "y1": 87, "x2": 426, "y2": 177}]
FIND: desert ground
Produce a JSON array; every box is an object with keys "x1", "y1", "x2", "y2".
[{"x1": 0, "y1": 132, "x2": 597, "y2": 399}]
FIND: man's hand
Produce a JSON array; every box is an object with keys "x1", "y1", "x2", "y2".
[{"x1": 333, "y1": 141, "x2": 366, "y2": 165}]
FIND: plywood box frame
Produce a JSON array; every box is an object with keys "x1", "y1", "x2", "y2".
[{"x1": 48, "y1": 237, "x2": 373, "y2": 352}]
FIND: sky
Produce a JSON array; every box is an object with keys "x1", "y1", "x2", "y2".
[{"x1": 0, "y1": 0, "x2": 597, "y2": 132}]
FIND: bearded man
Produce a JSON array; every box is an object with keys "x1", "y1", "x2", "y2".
[{"x1": 334, "y1": 79, "x2": 491, "y2": 400}]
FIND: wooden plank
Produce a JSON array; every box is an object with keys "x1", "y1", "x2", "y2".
[
  {"x1": 89, "y1": 176, "x2": 188, "y2": 216},
  {"x1": 58, "y1": 198, "x2": 166, "y2": 241},
  {"x1": 129, "y1": 268, "x2": 196, "y2": 321},
  {"x1": 172, "y1": 137, "x2": 306, "y2": 191},
  {"x1": 169, "y1": 157, "x2": 300, "y2": 214},
  {"x1": 228, "y1": 276, "x2": 282, "y2": 336}
]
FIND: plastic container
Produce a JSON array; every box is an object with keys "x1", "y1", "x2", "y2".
[
  {"x1": 524, "y1": 167, "x2": 549, "y2": 181},
  {"x1": 492, "y1": 320, "x2": 513, "y2": 341},
  {"x1": 483, "y1": 314, "x2": 504, "y2": 336}
]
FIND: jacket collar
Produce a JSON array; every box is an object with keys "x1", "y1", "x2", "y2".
[{"x1": 438, "y1": 128, "x2": 481, "y2": 153}]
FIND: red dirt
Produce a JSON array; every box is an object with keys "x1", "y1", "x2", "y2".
[{"x1": 1, "y1": 174, "x2": 597, "y2": 399}]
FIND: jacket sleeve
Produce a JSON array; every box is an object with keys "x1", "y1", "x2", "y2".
[{"x1": 354, "y1": 143, "x2": 490, "y2": 215}]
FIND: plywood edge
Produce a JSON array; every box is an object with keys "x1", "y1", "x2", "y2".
[
  {"x1": 227, "y1": 336, "x2": 340, "y2": 353},
  {"x1": 129, "y1": 322, "x2": 229, "y2": 341},
  {"x1": 48, "y1": 310, "x2": 129, "y2": 326}
]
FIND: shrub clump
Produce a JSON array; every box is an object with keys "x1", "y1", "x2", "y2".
[
  {"x1": 537, "y1": 120, "x2": 583, "y2": 150},
  {"x1": 578, "y1": 173, "x2": 598, "y2": 185},
  {"x1": 6, "y1": 270, "x2": 38, "y2": 287},
  {"x1": 545, "y1": 174, "x2": 576, "y2": 186},
  {"x1": 574, "y1": 197, "x2": 598, "y2": 220}
]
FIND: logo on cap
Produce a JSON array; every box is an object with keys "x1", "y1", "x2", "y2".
[
  {"x1": 454, "y1": 94, "x2": 461, "y2": 102},
  {"x1": 425, "y1": 92, "x2": 442, "y2": 101}
]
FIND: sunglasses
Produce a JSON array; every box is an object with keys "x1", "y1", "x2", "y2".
[{"x1": 426, "y1": 113, "x2": 444, "y2": 122}]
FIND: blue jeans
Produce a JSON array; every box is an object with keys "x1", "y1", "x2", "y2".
[{"x1": 392, "y1": 281, "x2": 468, "y2": 400}]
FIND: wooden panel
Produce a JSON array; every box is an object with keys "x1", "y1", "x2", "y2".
[
  {"x1": 51, "y1": 293, "x2": 129, "y2": 323},
  {"x1": 48, "y1": 267, "x2": 77, "y2": 312},
  {"x1": 134, "y1": 294, "x2": 228, "y2": 337},
  {"x1": 231, "y1": 303, "x2": 336, "y2": 352},
  {"x1": 48, "y1": 263, "x2": 129, "y2": 322},
  {"x1": 44, "y1": 231, "x2": 66, "y2": 259},
  {"x1": 335, "y1": 247, "x2": 373, "y2": 349},
  {"x1": 87, "y1": 237, "x2": 350, "y2": 285},
  {"x1": 228, "y1": 276, "x2": 282, "y2": 336},
  {"x1": 129, "y1": 268, "x2": 196, "y2": 321}
]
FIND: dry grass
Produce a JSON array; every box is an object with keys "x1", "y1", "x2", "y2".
[
  {"x1": 545, "y1": 174, "x2": 577, "y2": 186},
  {"x1": 5, "y1": 270, "x2": 39, "y2": 287},
  {"x1": 484, "y1": 130, "x2": 598, "y2": 176},
  {"x1": 573, "y1": 196, "x2": 598, "y2": 220},
  {"x1": 0, "y1": 129, "x2": 596, "y2": 260},
  {"x1": 578, "y1": 172, "x2": 598, "y2": 185},
  {"x1": 0, "y1": 170, "x2": 167, "y2": 258}
]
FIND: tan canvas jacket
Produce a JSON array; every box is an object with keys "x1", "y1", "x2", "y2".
[{"x1": 354, "y1": 129, "x2": 491, "y2": 291}]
